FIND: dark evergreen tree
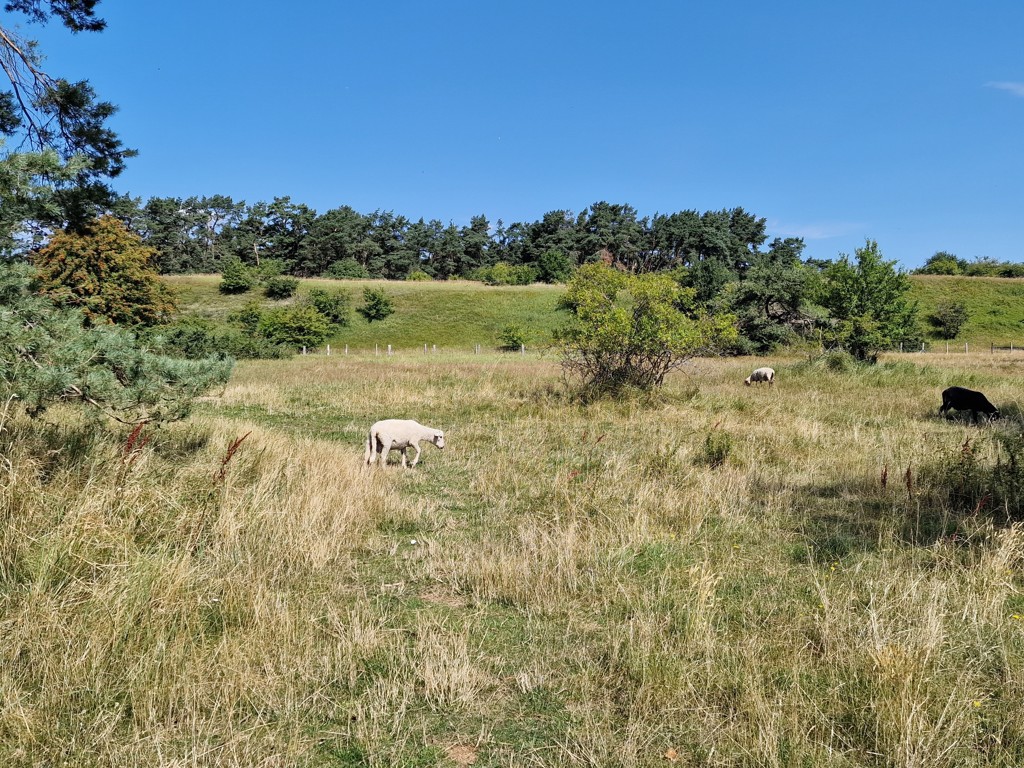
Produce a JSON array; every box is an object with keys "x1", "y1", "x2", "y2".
[
  {"x1": 0, "y1": 261, "x2": 231, "y2": 423},
  {"x1": 0, "y1": 0, "x2": 136, "y2": 228},
  {"x1": 296, "y1": 205, "x2": 370, "y2": 276}
]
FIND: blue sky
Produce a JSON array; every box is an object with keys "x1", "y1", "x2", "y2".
[{"x1": 23, "y1": 0, "x2": 1024, "y2": 268}]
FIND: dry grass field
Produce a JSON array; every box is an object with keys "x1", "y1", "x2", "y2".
[{"x1": 2, "y1": 351, "x2": 1024, "y2": 766}]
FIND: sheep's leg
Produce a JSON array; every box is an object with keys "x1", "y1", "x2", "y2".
[
  {"x1": 410, "y1": 443, "x2": 422, "y2": 468},
  {"x1": 400, "y1": 447, "x2": 408, "y2": 468},
  {"x1": 376, "y1": 435, "x2": 391, "y2": 466}
]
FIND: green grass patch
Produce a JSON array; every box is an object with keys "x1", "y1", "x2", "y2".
[
  {"x1": 166, "y1": 274, "x2": 565, "y2": 351},
  {"x1": 910, "y1": 274, "x2": 1024, "y2": 345}
]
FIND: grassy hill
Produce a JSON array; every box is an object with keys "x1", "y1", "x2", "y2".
[
  {"x1": 166, "y1": 273, "x2": 1024, "y2": 351},
  {"x1": 909, "y1": 274, "x2": 1024, "y2": 346},
  {"x1": 166, "y1": 275, "x2": 565, "y2": 351}
]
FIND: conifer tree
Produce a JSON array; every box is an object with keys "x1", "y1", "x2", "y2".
[
  {"x1": 33, "y1": 214, "x2": 175, "y2": 326},
  {"x1": 1, "y1": 262, "x2": 231, "y2": 423}
]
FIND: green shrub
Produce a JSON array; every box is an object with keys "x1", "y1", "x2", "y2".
[
  {"x1": 406, "y1": 269, "x2": 433, "y2": 281},
  {"x1": 498, "y1": 323, "x2": 529, "y2": 351},
  {"x1": 695, "y1": 428, "x2": 733, "y2": 468},
  {"x1": 929, "y1": 301, "x2": 969, "y2": 339},
  {"x1": 228, "y1": 300, "x2": 264, "y2": 335},
  {"x1": 306, "y1": 287, "x2": 351, "y2": 326},
  {"x1": 148, "y1": 318, "x2": 292, "y2": 360},
  {"x1": 556, "y1": 263, "x2": 737, "y2": 398},
  {"x1": 257, "y1": 305, "x2": 332, "y2": 349},
  {"x1": 357, "y1": 287, "x2": 395, "y2": 323},
  {"x1": 537, "y1": 249, "x2": 574, "y2": 284},
  {"x1": 219, "y1": 258, "x2": 257, "y2": 294},
  {"x1": 263, "y1": 275, "x2": 300, "y2": 300},
  {"x1": 256, "y1": 258, "x2": 288, "y2": 280},
  {"x1": 477, "y1": 262, "x2": 539, "y2": 286},
  {"x1": 325, "y1": 258, "x2": 370, "y2": 279}
]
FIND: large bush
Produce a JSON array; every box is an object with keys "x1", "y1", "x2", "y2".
[
  {"x1": 324, "y1": 258, "x2": 370, "y2": 279},
  {"x1": 257, "y1": 305, "x2": 332, "y2": 349},
  {"x1": 556, "y1": 263, "x2": 737, "y2": 398},
  {"x1": 815, "y1": 240, "x2": 920, "y2": 362},
  {"x1": 32, "y1": 215, "x2": 176, "y2": 326}
]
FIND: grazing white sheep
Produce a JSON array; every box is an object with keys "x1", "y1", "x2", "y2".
[
  {"x1": 364, "y1": 419, "x2": 445, "y2": 468},
  {"x1": 744, "y1": 367, "x2": 775, "y2": 387}
]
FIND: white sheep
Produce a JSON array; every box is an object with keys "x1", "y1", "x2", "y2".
[
  {"x1": 744, "y1": 367, "x2": 775, "y2": 387},
  {"x1": 364, "y1": 419, "x2": 445, "y2": 468}
]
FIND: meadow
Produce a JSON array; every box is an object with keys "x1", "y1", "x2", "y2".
[
  {"x1": 165, "y1": 273, "x2": 1024, "y2": 354},
  {"x1": 2, "y1": 348, "x2": 1023, "y2": 767}
]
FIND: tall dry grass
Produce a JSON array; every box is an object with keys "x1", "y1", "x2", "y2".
[{"x1": 2, "y1": 351, "x2": 1024, "y2": 766}]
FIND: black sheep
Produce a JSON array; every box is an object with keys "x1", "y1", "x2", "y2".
[{"x1": 939, "y1": 386, "x2": 1000, "y2": 423}]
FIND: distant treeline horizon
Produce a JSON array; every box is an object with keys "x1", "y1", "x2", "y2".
[{"x1": 91, "y1": 194, "x2": 1022, "y2": 282}]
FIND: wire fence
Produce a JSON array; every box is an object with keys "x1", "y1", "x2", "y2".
[
  {"x1": 294, "y1": 341, "x2": 1024, "y2": 358},
  {"x1": 298, "y1": 343, "x2": 534, "y2": 357},
  {"x1": 896, "y1": 342, "x2": 1024, "y2": 354}
]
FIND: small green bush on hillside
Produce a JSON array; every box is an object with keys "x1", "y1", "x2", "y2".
[
  {"x1": 358, "y1": 287, "x2": 395, "y2": 322},
  {"x1": 929, "y1": 301, "x2": 969, "y2": 339},
  {"x1": 472, "y1": 262, "x2": 539, "y2": 286},
  {"x1": 263, "y1": 275, "x2": 299, "y2": 299},
  {"x1": 228, "y1": 300, "x2": 265, "y2": 335},
  {"x1": 219, "y1": 258, "x2": 257, "y2": 294},
  {"x1": 498, "y1": 323, "x2": 529, "y2": 351},
  {"x1": 306, "y1": 288, "x2": 351, "y2": 326},
  {"x1": 325, "y1": 258, "x2": 370, "y2": 279}
]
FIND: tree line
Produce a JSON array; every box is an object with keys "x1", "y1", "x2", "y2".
[{"x1": 101, "y1": 195, "x2": 784, "y2": 282}]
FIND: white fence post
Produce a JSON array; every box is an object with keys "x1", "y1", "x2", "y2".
[
  {"x1": 375, "y1": 343, "x2": 379, "y2": 356},
  {"x1": 302, "y1": 346, "x2": 307, "y2": 355},
  {"x1": 326, "y1": 344, "x2": 331, "y2": 356},
  {"x1": 432, "y1": 344, "x2": 436, "y2": 354},
  {"x1": 345, "y1": 344, "x2": 348, "y2": 355},
  {"x1": 387, "y1": 344, "x2": 392, "y2": 356}
]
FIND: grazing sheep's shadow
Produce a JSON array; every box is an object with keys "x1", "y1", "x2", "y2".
[
  {"x1": 936, "y1": 409, "x2": 1002, "y2": 426},
  {"x1": 994, "y1": 402, "x2": 1024, "y2": 426},
  {"x1": 774, "y1": 452, "x2": 1024, "y2": 566}
]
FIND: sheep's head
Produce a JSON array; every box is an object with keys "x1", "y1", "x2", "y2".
[
  {"x1": 744, "y1": 378, "x2": 751, "y2": 386},
  {"x1": 434, "y1": 432, "x2": 446, "y2": 449}
]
